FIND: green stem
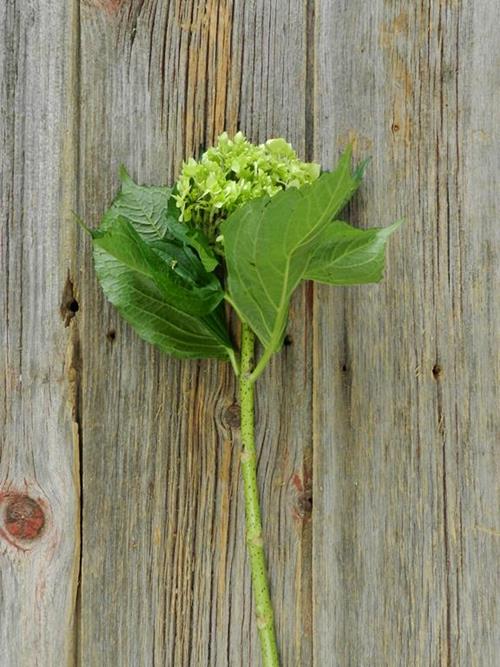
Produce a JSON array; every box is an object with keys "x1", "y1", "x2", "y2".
[
  {"x1": 239, "y1": 322, "x2": 280, "y2": 667},
  {"x1": 249, "y1": 344, "x2": 274, "y2": 384},
  {"x1": 227, "y1": 347, "x2": 240, "y2": 377}
]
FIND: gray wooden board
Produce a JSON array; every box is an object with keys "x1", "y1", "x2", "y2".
[
  {"x1": 0, "y1": 0, "x2": 80, "y2": 665},
  {"x1": 77, "y1": 1, "x2": 312, "y2": 665},
  {"x1": 1, "y1": 0, "x2": 498, "y2": 665},
  {"x1": 313, "y1": 1, "x2": 499, "y2": 665}
]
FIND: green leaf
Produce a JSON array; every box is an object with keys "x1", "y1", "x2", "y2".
[
  {"x1": 222, "y1": 148, "x2": 399, "y2": 364},
  {"x1": 304, "y1": 219, "x2": 403, "y2": 285},
  {"x1": 100, "y1": 166, "x2": 174, "y2": 240},
  {"x1": 166, "y1": 218, "x2": 219, "y2": 273},
  {"x1": 93, "y1": 218, "x2": 223, "y2": 316},
  {"x1": 92, "y1": 171, "x2": 233, "y2": 361},
  {"x1": 165, "y1": 188, "x2": 219, "y2": 271},
  {"x1": 101, "y1": 167, "x2": 219, "y2": 272}
]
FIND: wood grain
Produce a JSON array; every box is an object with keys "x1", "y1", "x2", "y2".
[
  {"x1": 77, "y1": 1, "x2": 312, "y2": 665},
  {"x1": 1, "y1": 0, "x2": 498, "y2": 665},
  {"x1": 313, "y1": 1, "x2": 500, "y2": 665},
  {"x1": 0, "y1": 1, "x2": 80, "y2": 665}
]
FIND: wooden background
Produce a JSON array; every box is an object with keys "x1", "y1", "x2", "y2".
[{"x1": 1, "y1": 1, "x2": 498, "y2": 665}]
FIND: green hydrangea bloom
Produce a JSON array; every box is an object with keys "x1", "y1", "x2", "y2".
[{"x1": 174, "y1": 132, "x2": 321, "y2": 241}]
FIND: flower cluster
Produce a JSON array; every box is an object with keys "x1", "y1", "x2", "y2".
[{"x1": 174, "y1": 132, "x2": 320, "y2": 241}]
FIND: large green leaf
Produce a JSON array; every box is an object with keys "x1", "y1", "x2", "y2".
[
  {"x1": 222, "y1": 148, "x2": 399, "y2": 361},
  {"x1": 91, "y1": 171, "x2": 233, "y2": 361},
  {"x1": 94, "y1": 218, "x2": 222, "y2": 316}
]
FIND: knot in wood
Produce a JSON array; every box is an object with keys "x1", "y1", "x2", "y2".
[
  {"x1": 5, "y1": 496, "x2": 45, "y2": 540},
  {"x1": 223, "y1": 403, "x2": 240, "y2": 428},
  {"x1": 290, "y1": 472, "x2": 313, "y2": 521}
]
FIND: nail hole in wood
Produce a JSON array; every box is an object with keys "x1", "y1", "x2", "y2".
[
  {"x1": 60, "y1": 275, "x2": 79, "y2": 326},
  {"x1": 432, "y1": 364, "x2": 443, "y2": 379},
  {"x1": 298, "y1": 491, "x2": 313, "y2": 516},
  {"x1": 391, "y1": 123, "x2": 400, "y2": 133},
  {"x1": 284, "y1": 335, "x2": 293, "y2": 347},
  {"x1": 106, "y1": 329, "x2": 116, "y2": 342}
]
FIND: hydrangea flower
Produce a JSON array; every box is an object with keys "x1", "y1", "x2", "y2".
[{"x1": 174, "y1": 131, "x2": 321, "y2": 241}]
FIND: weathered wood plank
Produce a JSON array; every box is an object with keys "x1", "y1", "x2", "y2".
[
  {"x1": 313, "y1": 1, "x2": 499, "y2": 665},
  {"x1": 3, "y1": 0, "x2": 497, "y2": 664},
  {"x1": 77, "y1": 1, "x2": 312, "y2": 664},
  {"x1": 0, "y1": 1, "x2": 80, "y2": 665}
]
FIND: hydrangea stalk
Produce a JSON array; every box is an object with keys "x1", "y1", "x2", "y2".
[
  {"x1": 240, "y1": 322, "x2": 279, "y2": 665},
  {"x1": 84, "y1": 132, "x2": 400, "y2": 667}
]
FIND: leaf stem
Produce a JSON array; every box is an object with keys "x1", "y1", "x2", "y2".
[
  {"x1": 239, "y1": 322, "x2": 280, "y2": 667},
  {"x1": 249, "y1": 345, "x2": 274, "y2": 384},
  {"x1": 227, "y1": 348, "x2": 240, "y2": 377}
]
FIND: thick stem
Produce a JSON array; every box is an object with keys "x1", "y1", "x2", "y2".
[{"x1": 239, "y1": 322, "x2": 280, "y2": 667}]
